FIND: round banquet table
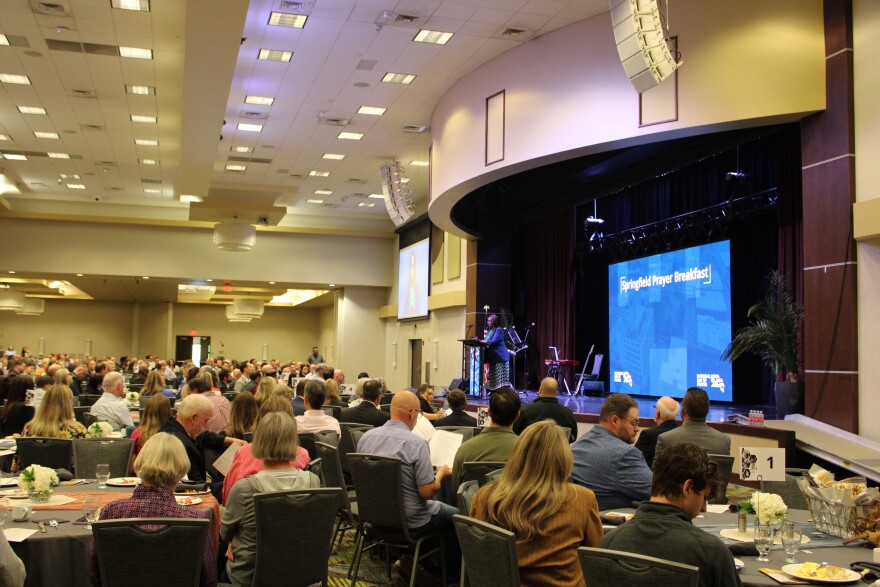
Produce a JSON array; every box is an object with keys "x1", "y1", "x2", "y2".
[
  {"x1": 601, "y1": 507, "x2": 875, "y2": 587},
  {"x1": 2, "y1": 479, "x2": 219, "y2": 587}
]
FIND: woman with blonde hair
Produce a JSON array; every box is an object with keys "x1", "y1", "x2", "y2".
[
  {"x1": 324, "y1": 379, "x2": 345, "y2": 407},
  {"x1": 225, "y1": 391, "x2": 258, "y2": 440},
  {"x1": 130, "y1": 393, "x2": 172, "y2": 455},
  {"x1": 141, "y1": 369, "x2": 174, "y2": 399},
  {"x1": 253, "y1": 376, "x2": 277, "y2": 405},
  {"x1": 470, "y1": 420, "x2": 602, "y2": 587},
  {"x1": 22, "y1": 385, "x2": 86, "y2": 439}
]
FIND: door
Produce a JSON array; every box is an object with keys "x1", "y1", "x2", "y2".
[{"x1": 410, "y1": 339, "x2": 422, "y2": 388}]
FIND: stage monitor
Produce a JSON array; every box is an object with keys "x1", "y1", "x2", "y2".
[
  {"x1": 608, "y1": 240, "x2": 732, "y2": 402},
  {"x1": 397, "y1": 238, "x2": 430, "y2": 320}
]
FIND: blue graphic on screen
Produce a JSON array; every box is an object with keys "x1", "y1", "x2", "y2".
[{"x1": 608, "y1": 241, "x2": 732, "y2": 402}]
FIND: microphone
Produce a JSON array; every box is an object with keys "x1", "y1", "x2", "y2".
[
  {"x1": 531, "y1": 323, "x2": 535, "y2": 326},
  {"x1": 465, "y1": 324, "x2": 473, "y2": 337}
]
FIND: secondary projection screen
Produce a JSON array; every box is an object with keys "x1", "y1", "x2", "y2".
[
  {"x1": 608, "y1": 240, "x2": 732, "y2": 402},
  {"x1": 397, "y1": 239, "x2": 430, "y2": 320}
]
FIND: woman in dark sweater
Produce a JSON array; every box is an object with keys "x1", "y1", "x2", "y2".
[{"x1": 0, "y1": 375, "x2": 35, "y2": 436}]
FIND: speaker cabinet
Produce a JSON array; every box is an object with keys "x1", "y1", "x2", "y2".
[{"x1": 609, "y1": 0, "x2": 680, "y2": 93}]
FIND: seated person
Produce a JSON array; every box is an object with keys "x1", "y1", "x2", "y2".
[
  {"x1": 339, "y1": 379, "x2": 389, "y2": 427},
  {"x1": 0, "y1": 375, "x2": 35, "y2": 437},
  {"x1": 0, "y1": 529, "x2": 24, "y2": 587},
  {"x1": 471, "y1": 421, "x2": 603, "y2": 587},
  {"x1": 220, "y1": 413, "x2": 321, "y2": 585},
  {"x1": 438, "y1": 389, "x2": 478, "y2": 428},
  {"x1": 416, "y1": 384, "x2": 445, "y2": 423},
  {"x1": 131, "y1": 392, "x2": 172, "y2": 456},
  {"x1": 295, "y1": 379, "x2": 341, "y2": 437},
  {"x1": 601, "y1": 442, "x2": 742, "y2": 587},
  {"x1": 89, "y1": 372, "x2": 134, "y2": 431},
  {"x1": 21, "y1": 385, "x2": 86, "y2": 439},
  {"x1": 451, "y1": 386, "x2": 520, "y2": 489},
  {"x1": 87, "y1": 433, "x2": 217, "y2": 587},
  {"x1": 222, "y1": 395, "x2": 310, "y2": 504}
]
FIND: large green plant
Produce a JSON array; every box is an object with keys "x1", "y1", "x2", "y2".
[{"x1": 722, "y1": 270, "x2": 804, "y2": 382}]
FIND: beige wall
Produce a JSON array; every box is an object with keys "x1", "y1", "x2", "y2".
[
  {"x1": 336, "y1": 287, "x2": 387, "y2": 380},
  {"x1": 317, "y1": 303, "x2": 336, "y2": 365},
  {"x1": 428, "y1": 0, "x2": 826, "y2": 236},
  {"x1": 134, "y1": 302, "x2": 173, "y2": 359},
  {"x1": 855, "y1": 0, "x2": 880, "y2": 442}
]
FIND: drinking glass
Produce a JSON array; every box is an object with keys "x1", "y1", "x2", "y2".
[
  {"x1": 96, "y1": 464, "x2": 110, "y2": 488},
  {"x1": 82, "y1": 496, "x2": 101, "y2": 531},
  {"x1": 781, "y1": 521, "x2": 803, "y2": 563},
  {"x1": 0, "y1": 497, "x2": 8, "y2": 528},
  {"x1": 754, "y1": 524, "x2": 774, "y2": 562}
]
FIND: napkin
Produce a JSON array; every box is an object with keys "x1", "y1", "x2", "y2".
[{"x1": 3, "y1": 528, "x2": 38, "y2": 542}]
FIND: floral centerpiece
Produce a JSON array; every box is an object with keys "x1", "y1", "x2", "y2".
[
  {"x1": 740, "y1": 491, "x2": 788, "y2": 525},
  {"x1": 89, "y1": 421, "x2": 113, "y2": 438},
  {"x1": 18, "y1": 464, "x2": 59, "y2": 503},
  {"x1": 126, "y1": 391, "x2": 140, "y2": 407}
]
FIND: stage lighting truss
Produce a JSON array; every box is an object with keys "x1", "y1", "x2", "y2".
[{"x1": 580, "y1": 188, "x2": 777, "y2": 261}]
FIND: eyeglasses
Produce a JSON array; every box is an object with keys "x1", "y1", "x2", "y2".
[{"x1": 621, "y1": 417, "x2": 640, "y2": 428}]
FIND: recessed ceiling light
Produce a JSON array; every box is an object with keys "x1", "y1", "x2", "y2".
[
  {"x1": 48, "y1": 152, "x2": 70, "y2": 159},
  {"x1": 337, "y1": 131, "x2": 363, "y2": 140},
  {"x1": 76, "y1": 273, "x2": 84, "y2": 277},
  {"x1": 315, "y1": 189, "x2": 333, "y2": 195},
  {"x1": 8, "y1": 271, "x2": 15, "y2": 274},
  {"x1": 329, "y1": 283, "x2": 336, "y2": 287},
  {"x1": 179, "y1": 194, "x2": 202, "y2": 203},
  {"x1": 3, "y1": 154, "x2": 27, "y2": 160},
  {"x1": 0, "y1": 134, "x2": 9, "y2": 141},
  {"x1": 142, "y1": 276, "x2": 150, "y2": 280},
  {"x1": 237, "y1": 123, "x2": 262, "y2": 132},
  {"x1": 206, "y1": 279, "x2": 213, "y2": 282},
  {"x1": 225, "y1": 164, "x2": 247, "y2": 172},
  {"x1": 0, "y1": 35, "x2": 9, "y2": 46},
  {"x1": 322, "y1": 153, "x2": 345, "y2": 160},
  {"x1": 306, "y1": 199, "x2": 324, "y2": 204},
  {"x1": 245, "y1": 95, "x2": 275, "y2": 106},
  {"x1": 382, "y1": 72, "x2": 416, "y2": 85},
  {"x1": 34, "y1": 131, "x2": 59, "y2": 139},
  {"x1": 358, "y1": 202, "x2": 375, "y2": 207},
  {"x1": 413, "y1": 29, "x2": 454, "y2": 45},
  {"x1": 409, "y1": 160, "x2": 429, "y2": 167},
  {"x1": 126, "y1": 85, "x2": 156, "y2": 95},
  {"x1": 18, "y1": 106, "x2": 47, "y2": 115},
  {"x1": 131, "y1": 115, "x2": 157, "y2": 123},
  {"x1": 309, "y1": 170, "x2": 330, "y2": 177},
  {"x1": 258, "y1": 49, "x2": 293, "y2": 62},
  {"x1": 0, "y1": 74, "x2": 31, "y2": 85},
  {"x1": 111, "y1": 0, "x2": 150, "y2": 11},
  {"x1": 357, "y1": 106, "x2": 386, "y2": 116},
  {"x1": 368, "y1": 193, "x2": 385, "y2": 199},
  {"x1": 67, "y1": 183, "x2": 86, "y2": 189},
  {"x1": 268, "y1": 11, "x2": 307, "y2": 28},
  {"x1": 232, "y1": 146, "x2": 254, "y2": 153},
  {"x1": 119, "y1": 46, "x2": 153, "y2": 60},
  {"x1": 60, "y1": 174, "x2": 81, "y2": 179},
  {"x1": 135, "y1": 139, "x2": 158, "y2": 146},
  {"x1": 144, "y1": 188, "x2": 161, "y2": 193},
  {"x1": 139, "y1": 159, "x2": 159, "y2": 165}
]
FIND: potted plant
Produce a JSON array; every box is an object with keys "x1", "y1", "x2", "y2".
[{"x1": 722, "y1": 270, "x2": 804, "y2": 418}]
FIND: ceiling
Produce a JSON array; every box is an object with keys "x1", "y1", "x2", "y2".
[{"x1": 0, "y1": 0, "x2": 610, "y2": 235}]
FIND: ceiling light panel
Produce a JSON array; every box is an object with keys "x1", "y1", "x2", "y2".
[
  {"x1": 48, "y1": 152, "x2": 70, "y2": 159},
  {"x1": 18, "y1": 106, "x2": 47, "y2": 115},
  {"x1": 232, "y1": 146, "x2": 254, "y2": 153},
  {"x1": 131, "y1": 115, "x2": 157, "y2": 123},
  {"x1": 357, "y1": 106, "x2": 386, "y2": 116},
  {"x1": 34, "y1": 131, "x2": 59, "y2": 139},
  {"x1": 135, "y1": 139, "x2": 158, "y2": 146},
  {"x1": 179, "y1": 194, "x2": 202, "y2": 203},
  {"x1": 358, "y1": 202, "x2": 375, "y2": 207},
  {"x1": 119, "y1": 47, "x2": 153, "y2": 60},
  {"x1": 0, "y1": 35, "x2": 9, "y2": 46},
  {"x1": 268, "y1": 12, "x2": 307, "y2": 28},
  {"x1": 0, "y1": 74, "x2": 31, "y2": 85},
  {"x1": 314, "y1": 189, "x2": 333, "y2": 195},
  {"x1": 337, "y1": 132, "x2": 363, "y2": 140},
  {"x1": 409, "y1": 160, "x2": 429, "y2": 167},
  {"x1": 413, "y1": 30, "x2": 454, "y2": 45},
  {"x1": 0, "y1": 135, "x2": 9, "y2": 141},
  {"x1": 245, "y1": 96, "x2": 274, "y2": 106},
  {"x1": 309, "y1": 170, "x2": 330, "y2": 177},
  {"x1": 67, "y1": 183, "x2": 86, "y2": 189},
  {"x1": 60, "y1": 174, "x2": 80, "y2": 179},
  {"x1": 144, "y1": 188, "x2": 161, "y2": 193},
  {"x1": 306, "y1": 199, "x2": 324, "y2": 204},
  {"x1": 322, "y1": 153, "x2": 345, "y2": 160},
  {"x1": 258, "y1": 49, "x2": 293, "y2": 62},
  {"x1": 237, "y1": 123, "x2": 263, "y2": 132},
  {"x1": 382, "y1": 72, "x2": 416, "y2": 85},
  {"x1": 3, "y1": 154, "x2": 27, "y2": 160},
  {"x1": 225, "y1": 164, "x2": 247, "y2": 171},
  {"x1": 111, "y1": 0, "x2": 150, "y2": 10},
  {"x1": 126, "y1": 85, "x2": 156, "y2": 95},
  {"x1": 139, "y1": 159, "x2": 159, "y2": 165},
  {"x1": 368, "y1": 193, "x2": 385, "y2": 199}
]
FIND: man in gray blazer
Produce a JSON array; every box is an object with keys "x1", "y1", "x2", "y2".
[{"x1": 655, "y1": 387, "x2": 731, "y2": 457}]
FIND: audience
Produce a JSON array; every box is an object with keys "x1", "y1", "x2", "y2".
[
  {"x1": 131, "y1": 393, "x2": 172, "y2": 456},
  {"x1": 291, "y1": 379, "x2": 307, "y2": 416},
  {"x1": 438, "y1": 389, "x2": 477, "y2": 427},
  {"x1": 570, "y1": 393, "x2": 652, "y2": 510},
  {"x1": 225, "y1": 391, "x2": 258, "y2": 440},
  {"x1": 451, "y1": 386, "x2": 520, "y2": 489},
  {"x1": 324, "y1": 379, "x2": 345, "y2": 407},
  {"x1": 22, "y1": 385, "x2": 86, "y2": 439},
  {"x1": 220, "y1": 413, "x2": 321, "y2": 585},
  {"x1": 338, "y1": 379, "x2": 389, "y2": 426},
  {"x1": 471, "y1": 421, "x2": 602, "y2": 587},
  {"x1": 253, "y1": 376, "x2": 277, "y2": 406},
  {"x1": 139, "y1": 370, "x2": 175, "y2": 404},
  {"x1": 295, "y1": 379, "x2": 341, "y2": 437},
  {"x1": 513, "y1": 377, "x2": 578, "y2": 442},
  {"x1": 416, "y1": 383, "x2": 445, "y2": 423},
  {"x1": 0, "y1": 375, "x2": 35, "y2": 436},
  {"x1": 87, "y1": 433, "x2": 217, "y2": 587},
  {"x1": 601, "y1": 442, "x2": 741, "y2": 587},
  {"x1": 89, "y1": 371, "x2": 134, "y2": 431},
  {"x1": 655, "y1": 387, "x2": 731, "y2": 456},
  {"x1": 634, "y1": 395, "x2": 680, "y2": 467},
  {"x1": 234, "y1": 363, "x2": 256, "y2": 394},
  {"x1": 188, "y1": 377, "x2": 230, "y2": 434}
]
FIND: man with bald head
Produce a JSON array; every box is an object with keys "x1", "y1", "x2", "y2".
[
  {"x1": 357, "y1": 391, "x2": 459, "y2": 582},
  {"x1": 513, "y1": 377, "x2": 579, "y2": 442},
  {"x1": 635, "y1": 396, "x2": 680, "y2": 467}
]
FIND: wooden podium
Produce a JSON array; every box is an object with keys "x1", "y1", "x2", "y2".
[{"x1": 459, "y1": 339, "x2": 488, "y2": 397}]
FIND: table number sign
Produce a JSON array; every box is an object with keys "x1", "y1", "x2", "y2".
[{"x1": 740, "y1": 447, "x2": 786, "y2": 482}]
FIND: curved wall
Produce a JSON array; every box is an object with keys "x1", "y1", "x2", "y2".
[{"x1": 429, "y1": 0, "x2": 825, "y2": 236}]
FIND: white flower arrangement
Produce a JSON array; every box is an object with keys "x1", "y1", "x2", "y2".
[
  {"x1": 18, "y1": 464, "x2": 59, "y2": 501},
  {"x1": 126, "y1": 391, "x2": 140, "y2": 405},
  {"x1": 741, "y1": 490, "x2": 788, "y2": 525},
  {"x1": 89, "y1": 421, "x2": 113, "y2": 438}
]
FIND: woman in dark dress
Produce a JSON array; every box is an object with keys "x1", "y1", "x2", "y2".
[
  {"x1": 0, "y1": 375, "x2": 36, "y2": 436},
  {"x1": 482, "y1": 314, "x2": 510, "y2": 391}
]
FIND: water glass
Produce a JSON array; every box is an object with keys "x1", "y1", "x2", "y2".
[
  {"x1": 781, "y1": 521, "x2": 803, "y2": 563},
  {"x1": 754, "y1": 524, "x2": 774, "y2": 562},
  {"x1": 0, "y1": 497, "x2": 8, "y2": 527},
  {"x1": 82, "y1": 496, "x2": 101, "y2": 531},
  {"x1": 96, "y1": 464, "x2": 110, "y2": 488}
]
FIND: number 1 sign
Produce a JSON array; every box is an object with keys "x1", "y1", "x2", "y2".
[{"x1": 740, "y1": 447, "x2": 786, "y2": 482}]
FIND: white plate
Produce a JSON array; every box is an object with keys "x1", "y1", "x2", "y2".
[
  {"x1": 782, "y1": 564, "x2": 861, "y2": 584},
  {"x1": 734, "y1": 558, "x2": 744, "y2": 571},
  {"x1": 174, "y1": 489, "x2": 211, "y2": 496},
  {"x1": 0, "y1": 489, "x2": 28, "y2": 499},
  {"x1": 105, "y1": 477, "x2": 140, "y2": 487},
  {"x1": 175, "y1": 496, "x2": 203, "y2": 506}
]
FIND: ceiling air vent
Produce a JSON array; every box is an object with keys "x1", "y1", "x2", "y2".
[
  {"x1": 241, "y1": 111, "x2": 268, "y2": 120},
  {"x1": 80, "y1": 124, "x2": 104, "y2": 132},
  {"x1": 70, "y1": 89, "x2": 96, "y2": 99},
  {"x1": 316, "y1": 112, "x2": 349, "y2": 127},
  {"x1": 402, "y1": 124, "x2": 428, "y2": 133},
  {"x1": 279, "y1": 1, "x2": 307, "y2": 10},
  {"x1": 33, "y1": 2, "x2": 69, "y2": 16},
  {"x1": 141, "y1": 178, "x2": 161, "y2": 184},
  {"x1": 394, "y1": 13, "x2": 421, "y2": 25}
]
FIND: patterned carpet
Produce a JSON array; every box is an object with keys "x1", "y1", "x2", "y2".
[{"x1": 327, "y1": 530, "x2": 409, "y2": 587}]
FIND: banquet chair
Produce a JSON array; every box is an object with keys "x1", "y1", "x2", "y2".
[
  {"x1": 252, "y1": 488, "x2": 342, "y2": 587},
  {"x1": 453, "y1": 515, "x2": 520, "y2": 587},
  {"x1": 321, "y1": 405, "x2": 342, "y2": 420},
  {"x1": 306, "y1": 457, "x2": 324, "y2": 484},
  {"x1": 578, "y1": 547, "x2": 699, "y2": 587},
  {"x1": 73, "y1": 406, "x2": 90, "y2": 425},
  {"x1": 347, "y1": 453, "x2": 447, "y2": 587},
  {"x1": 315, "y1": 441, "x2": 360, "y2": 549},
  {"x1": 706, "y1": 454, "x2": 735, "y2": 504},
  {"x1": 338, "y1": 423, "x2": 373, "y2": 482},
  {"x1": 77, "y1": 394, "x2": 102, "y2": 407},
  {"x1": 484, "y1": 468, "x2": 503, "y2": 484},
  {"x1": 760, "y1": 474, "x2": 808, "y2": 510},
  {"x1": 462, "y1": 461, "x2": 506, "y2": 487},
  {"x1": 82, "y1": 411, "x2": 99, "y2": 427},
  {"x1": 92, "y1": 517, "x2": 210, "y2": 587},
  {"x1": 15, "y1": 437, "x2": 73, "y2": 471},
  {"x1": 73, "y1": 438, "x2": 135, "y2": 478},
  {"x1": 435, "y1": 426, "x2": 479, "y2": 441},
  {"x1": 298, "y1": 430, "x2": 338, "y2": 460},
  {"x1": 456, "y1": 480, "x2": 479, "y2": 515}
]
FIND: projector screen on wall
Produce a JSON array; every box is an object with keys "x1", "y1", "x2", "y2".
[
  {"x1": 398, "y1": 239, "x2": 430, "y2": 320},
  {"x1": 608, "y1": 240, "x2": 732, "y2": 402}
]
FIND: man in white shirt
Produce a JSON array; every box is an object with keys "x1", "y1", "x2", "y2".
[
  {"x1": 89, "y1": 371, "x2": 134, "y2": 431},
  {"x1": 295, "y1": 379, "x2": 340, "y2": 437}
]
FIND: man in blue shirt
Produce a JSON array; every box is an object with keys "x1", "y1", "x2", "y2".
[{"x1": 571, "y1": 393, "x2": 652, "y2": 510}]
